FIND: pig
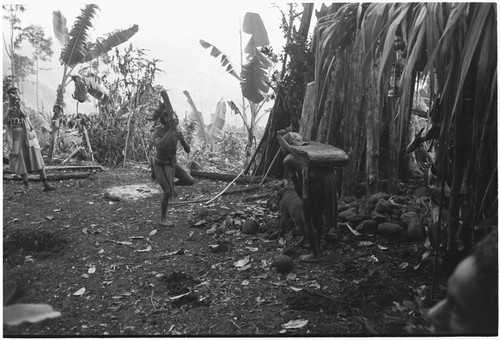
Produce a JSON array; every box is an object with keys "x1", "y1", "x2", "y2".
[{"x1": 267, "y1": 186, "x2": 305, "y2": 242}]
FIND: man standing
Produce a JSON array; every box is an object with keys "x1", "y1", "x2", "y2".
[
  {"x1": 3, "y1": 87, "x2": 55, "y2": 191},
  {"x1": 152, "y1": 111, "x2": 193, "y2": 227}
]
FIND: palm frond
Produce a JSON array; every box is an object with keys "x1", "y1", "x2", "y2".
[{"x1": 60, "y1": 4, "x2": 99, "y2": 66}]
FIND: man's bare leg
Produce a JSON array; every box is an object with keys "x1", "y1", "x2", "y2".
[{"x1": 159, "y1": 193, "x2": 175, "y2": 227}]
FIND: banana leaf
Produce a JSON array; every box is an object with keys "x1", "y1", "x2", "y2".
[
  {"x1": 60, "y1": 4, "x2": 99, "y2": 66},
  {"x1": 240, "y1": 52, "x2": 270, "y2": 104},
  {"x1": 84, "y1": 25, "x2": 139, "y2": 62},
  {"x1": 242, "y1": 12, "x2": 269, "y2": 56},
  {"x1": 71, "y1": 75, "x2": 109, "y2": 103},
  {"x1": 199, "y1": 39, "x2": 241, "y2": 80},
  {"x1": 206, "y1": 97, "x2": 226, "y2": 141},
  {"x1": 183, "y1": 90, "x2": 210, "y2": 145},
  {"x1": 71, "y1": 75, "x2": 87, "y2": 103},
  {"x1": 83, "y1": 77, "x2": 109, "y2": 103},
  {"x1": 52, "y1": 10, "x2": 69, "y2": 46},
  {"x1": 228, "y1": 100, "x2": 241, "y2": 115}
]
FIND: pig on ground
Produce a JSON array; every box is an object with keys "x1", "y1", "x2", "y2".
[{"x1": 266, "y1": 186, "x2": 305, "y2": 241}]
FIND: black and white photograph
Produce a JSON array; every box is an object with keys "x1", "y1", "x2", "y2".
[{"x1": 2, "y1": 1, "x2": 497, "y2": 336}]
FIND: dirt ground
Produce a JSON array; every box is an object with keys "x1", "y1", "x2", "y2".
[{"x1": 3, "y1": 165, "x2": 440, "y2": 336}]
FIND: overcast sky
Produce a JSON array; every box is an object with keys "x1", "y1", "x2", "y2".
[{"x1": 3, "y1": 1, "x2": 321, "y2": 126}]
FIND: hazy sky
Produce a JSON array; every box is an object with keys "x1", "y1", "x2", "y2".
[{"x1": 3, "y1": 1, "x2": 320, "y2": 126}]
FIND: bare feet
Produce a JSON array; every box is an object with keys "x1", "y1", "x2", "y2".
[
  {"x1": 159, "y1": 219, "x2": 175, "y2": 227},
  {"x1": 299, "y1": 253, "x2": 320, "y2": 262}
]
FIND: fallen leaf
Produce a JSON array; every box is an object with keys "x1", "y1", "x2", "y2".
[
  {"x1": 164, "y1": 248, "x2": 185, "y2": 256},
  {"x1": 135, "y1": 245, "x2": 152, "y2": 253},
  {"x1": 359, "y1": 241, "x2": 374, "y2": 246},
  {"x1": 116, "y1": 241, "x2": 133, "y2": 246},
  {"x1": 45, "y1": 216, "x2": 54, "y2": 221},
  {"x1": 73, "y1": 288, "x2": 85, "y2": 296},
  {"x1": 309, "y1": 282, "x2": 320, "y2": 289},
  {"x1": 237, "y1": 264, "x2": 252, "y2": 271},
  {"x1": 98, "y1": 249, "x2": 104, "y2": 254},
  {"x1": 191, "y1": 220, "x2": 206, "y2": 228},
  {"x1": 369, "y1": 255, "x2": 379, "y2": 262},
  {"x1": 88, "y1": 266, "x2": 96, "y2": 274},
  {"x1": 246, "y1": 247, "x2": 258, "y2": 252},
  {"x1": 282, "y1": 319, "x2": 308, "y2": 329},
  {"x1": 12, "y1": 218, "x2": 19, "y2": 222},
  {"x1": 87, "y1": 202, "x2": 94, "y2": 205},
  {"x1": 399, "y1": 262, "x2": 409, "y2": 269},
  {"x1": 53, "y1": 209, "x2": 62, "y2": 212},
  {"x1": 346, "y1": 223, "x2": 362, "y2": 236},
  {"x1": 290, "y1": 286, "x2": 302, "y2": 292},
  {"x1": 81, "y1": 274, "x2": 89, "y2": 279},
  {"x1": 378, "y1": 245, "x2": 389, "y2": 250},
  {"x1": 149, "y1": 229, "x2": 158, "y2": 236},
  {"x1": 233, "y1": 256, "x2": 250, "y2": 268}
]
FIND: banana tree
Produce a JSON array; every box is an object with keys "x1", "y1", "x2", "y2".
[
  {"x1": 199, "y1": 12, "x2": 273, "y2": 159},
  {"x1": 183, "y1": 90, "x2": 226, "y2": 151},
  {"x1": 49, "y1": 4, "x2": 138, "y2": 160}
]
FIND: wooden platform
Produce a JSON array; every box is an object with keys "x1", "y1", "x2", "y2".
[{"x1": 277, "y1": 135, "x2": 349, "y2": 167}]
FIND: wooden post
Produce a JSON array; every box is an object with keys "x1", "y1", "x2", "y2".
[
  {"x1": 61, "y1": 147, "x2": 83, "y2": 165},
  {"x1": 82, "y1": 126, "x2": 94, "y2": 163}
]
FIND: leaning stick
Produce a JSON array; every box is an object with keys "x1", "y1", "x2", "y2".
[
  {"x1": 61, "y1": 147, "x2": 83, "y2": 165},
  {"x1": 204, "y1": 168, "x2": 245, "y2": 205},
  {"x1": 258, "y1": 149, "x2": 281, "y2": 186}
]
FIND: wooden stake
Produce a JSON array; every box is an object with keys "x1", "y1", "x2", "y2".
[
  {"x1": 82, "y1": 126, "x2": 94, "y2": 163},
  {"x1": 61, "y1": 147, "x2": 83, "y2": 165},
  {"x1": 259, "y1": 149, "x2": 280, "y2": 186}
]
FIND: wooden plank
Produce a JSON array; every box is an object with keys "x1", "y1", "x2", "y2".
[{"x1": 277, "y1": 134, "x2": 349, "y2": 166}]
